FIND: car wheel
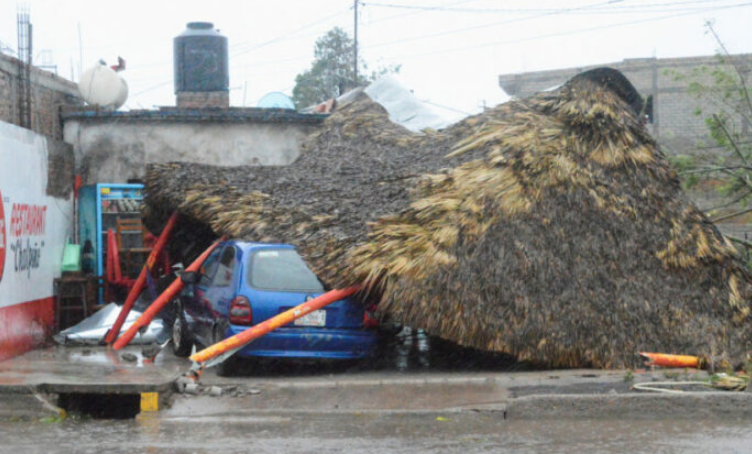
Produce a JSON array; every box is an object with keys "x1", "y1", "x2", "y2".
[
  {"x1": 212, "y1": 322, "x2": 238, "y2": 377},
  {"x1": 172, "y1": 302, "x2": 193, "y2": 357}
]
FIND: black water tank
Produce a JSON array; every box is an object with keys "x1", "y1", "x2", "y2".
[{"x1": 174, "y1": 22, "x2": 229, "y2": 93}]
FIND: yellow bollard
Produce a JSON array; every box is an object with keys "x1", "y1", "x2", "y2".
[{"x1": 140, "y1": 392, "x2": 159, "y2": 412}]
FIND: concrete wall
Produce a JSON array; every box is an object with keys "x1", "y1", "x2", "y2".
[
  {"x1": 63, "y1": 115, "x2": 321, "y2": 184},
  {"x1": 0, "y1": 120, "x2": 74, "y2": 361},
  {"x1": 0, "y1": 53, "x2": 81, "y2": 140},
  {"x1": 498, "y1": 54, "x2": 752, "y2": 154}
]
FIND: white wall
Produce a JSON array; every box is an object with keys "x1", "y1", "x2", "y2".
[
  {"x1": 0, "y1": 121, "x2": 73, "y2": 307},
  {"x1": 64, "y1": 120, "x2": 316, "y2": 184},
  {"x1": 0, "y1": 121, "x2": 74, "y2": 360}
]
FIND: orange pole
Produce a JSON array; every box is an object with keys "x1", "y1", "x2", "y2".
[
  {"x1": 105, "y1": 212, "x2": 179, "y2": 344},
  {"x1": 113, "y1": 239, "x2": 223, "y2": 350},
  {"x1": 190, "y1": 285, "x2": 361, "y2": 365},
  {"x1": 639, "y1": 352, "x2": 700, "y2": 368}
]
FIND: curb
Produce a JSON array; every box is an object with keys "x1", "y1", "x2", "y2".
[
  {"x1": 504, "y1": 392, "x2": 752, "y2": 420},
  {"x1": 0, "y1": 393, "x2": 64, "y2": 421}
]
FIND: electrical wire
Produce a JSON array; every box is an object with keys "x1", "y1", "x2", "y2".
[
  {"x1": 362, "y1": 0, "x2": 637, "y2": 50},
  {"x1": 230, "y1": 8, "x2": 350, "y2": 58},
  {"x1": 368, "y1": 1, "x2": 752, "y2": 61},
  {"x1": 363, "y1": 0, "x2": 479, "y2": 25},
  {"x1": 362, "y1": 0, "x2": 731, "y2": 14}
]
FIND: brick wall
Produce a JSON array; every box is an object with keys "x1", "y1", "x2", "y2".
[
  {"x1": 0, "y1": 53, "x2": 82, "y2": 140},
  {"x1": 176, "y1": 91, "x2": 230, "y2": 109},
  {"x1": 498, "y1": 54, "x2": 752, "y2": 154}
]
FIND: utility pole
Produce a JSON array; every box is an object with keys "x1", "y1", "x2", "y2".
[{"x1": 353, "y1": 0, "x2": 358, "y2": 88}]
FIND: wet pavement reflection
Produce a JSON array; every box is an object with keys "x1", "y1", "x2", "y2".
[{"x1": 1, "y1": 413, "x2": 751, "y2": 453}]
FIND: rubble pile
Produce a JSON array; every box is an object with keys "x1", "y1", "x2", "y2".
[{"x1": 145, "y1": 68, "x2": 752, "y2": 369}]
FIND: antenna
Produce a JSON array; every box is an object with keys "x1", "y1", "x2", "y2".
[{"x1": 353, "y1": 0, "x2": 358, "y2": 88}]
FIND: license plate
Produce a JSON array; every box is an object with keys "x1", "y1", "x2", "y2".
[{"x1": 294, "y1": 310, "x2": 326, "y2": 327}]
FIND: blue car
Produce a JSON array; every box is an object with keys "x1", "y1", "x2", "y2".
[{"x1": 171, "y1": 241, "x2": 379, "y2": 375}]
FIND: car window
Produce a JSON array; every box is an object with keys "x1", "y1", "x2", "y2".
[
  {"x1": 212, "y1": 246, "x2": 236, "y2": 288},
  {"x1": 247, "y1": 248, "x2": 324, "y2": 292},
  {"x1": 198, "y1": 248, "x2": 222, "y2": 286}
]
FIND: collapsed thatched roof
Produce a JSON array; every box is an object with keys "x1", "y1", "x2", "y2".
[{"x1": 145, "y1": 68, "x2": 752, "y2": 369}]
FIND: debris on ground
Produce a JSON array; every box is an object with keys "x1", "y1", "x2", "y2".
[
  {"x1": 173, "y1": 378, "x2": 254, "y2": 397},
  {"x1": 121, "y1": 352, "x2": 138, "y2": 362},
  {"x1": 53, "y1": 302, "x2": 168, "y2": 346},
  {"x1": 632, "y1": 373, "x2": 749, "y2": 393},
  {"x1": 144, "y1": 67, "x2": 752, "y2": 369}
]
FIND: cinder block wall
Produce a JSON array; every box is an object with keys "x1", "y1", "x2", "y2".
[
  {"x1": 0, "y1": 53, "x2": 82, "y2": 140},
  {"x1": 62, "y1": 113, "x2": 323, "y2": 184},
  {"x1": 499, "y1": 54, "x2": 752, "y2": 154}
]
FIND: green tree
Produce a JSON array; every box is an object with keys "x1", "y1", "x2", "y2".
[
  {"x1": 670, "y1": 23, "x2": 752, "y2": 247},
  {"x1": 292, "y1": 27, "x2": 400, "y2": 109}
]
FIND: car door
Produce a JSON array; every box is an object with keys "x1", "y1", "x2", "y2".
[
  {"x1": 202, "y1": 245, "x2": 239, "y2": 338},
  {"x1": 185, "y1": 246, "x2": 223, "y2": 347}
]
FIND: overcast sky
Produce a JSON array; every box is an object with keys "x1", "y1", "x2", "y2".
[{"x1": 1, "y1": 0, "x2": 751, "y2": 115}]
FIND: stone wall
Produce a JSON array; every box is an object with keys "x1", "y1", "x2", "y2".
[
  {"x1": 498, "y1": 54, "x2": 752, "y2": 154},
  {"x1": 0, "y1": 53, "x2": 81, "y2": 140}
]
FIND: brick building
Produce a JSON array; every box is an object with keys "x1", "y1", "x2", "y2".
[
  {"x1": 0, "y1": 52, "x2": 82, "y2": 140},
  {"x1": 498, "y1": 54, "x2": 752, "y2": 154}
]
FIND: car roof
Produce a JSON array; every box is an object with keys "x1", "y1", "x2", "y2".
[{"x1": 223, "y1": 240, "x2": 295, "y2": 252}]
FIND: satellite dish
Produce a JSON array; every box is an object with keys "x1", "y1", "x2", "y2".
[
  {"x1": 78, "y1": 62, "x2": 128, "y2": 110},
  {"x1": 257, "y1": 92, "x2": 295, "y2": 110}
]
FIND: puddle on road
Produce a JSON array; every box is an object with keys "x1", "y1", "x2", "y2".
[{"x1": 1, "y1": 414, "x2": 751, "y2": 453}]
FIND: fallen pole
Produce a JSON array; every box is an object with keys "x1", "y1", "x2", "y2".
[
  {"x1": 105, "y1": 212, "x2": 179, "y2": 345},
  {"x1": 113, "y1": 239, "x2": 223, "y2": 350},
  {"x1": 189, "y1": 285, "x2": 361, "y2": 367},
  {"x1": 639, "y1": 352, "x2": 701, "y2": 368}
]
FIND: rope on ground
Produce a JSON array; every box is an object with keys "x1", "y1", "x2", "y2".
[
  {"x1": 632, "y1": 381, "x2": 711, "y2": 394},
  {"x1": 632, "y1": 374, "x2": 749, "y2": 394}
]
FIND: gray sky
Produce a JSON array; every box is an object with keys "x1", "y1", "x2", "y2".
[{"x1": 1, "y1": 0, "x2": 751, "y2": 115}]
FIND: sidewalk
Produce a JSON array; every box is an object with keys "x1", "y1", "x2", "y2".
[{"x1": 1, "y1": 346, "x2": 750, "y2": 421}]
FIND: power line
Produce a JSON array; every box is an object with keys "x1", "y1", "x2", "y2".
[
  {"x1": 128, "y1": 9, "x2": 351, "y2": 100},
  {"x1": 130, "y1": 80, "x2": 172, "y2": 99},
  {"x1": 362, "y1": 0, "x2": 730, "y2": 14},
  {"x1": 230, "y1": 8, "x2": 350, "y2": 58},
  {"x1": 372, "y1": 1, "x2": 752, "y2": 61},
  {"x1": 362, "y1": 0, "x2": 480, "y2": 25},
  {"x1": 128, "y1": 9, "x2": 349, "y2": 74},
  {"x1": 363, "y1": 0, "x2": 635, "y2": 50}
]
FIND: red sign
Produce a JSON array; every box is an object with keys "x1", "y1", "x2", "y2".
[
  {"x1": 9, "y1": 203, "x2": 47, "y2": 237},
  {"x1": 0, "y1": 190, "x2": 5, "y2": 283}
]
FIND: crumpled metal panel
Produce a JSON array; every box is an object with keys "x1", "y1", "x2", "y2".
[{"x1": 54, "y1": 303, "x2": 168, "y2": 345}]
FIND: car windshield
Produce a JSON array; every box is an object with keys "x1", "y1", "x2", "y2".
[{"x1": 247, "y1": 248, "x2": 324, "y2": 292}]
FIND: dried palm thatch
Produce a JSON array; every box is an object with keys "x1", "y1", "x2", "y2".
[{"x1": 145, "y1": 68, "x2": 752, "y2": 369}]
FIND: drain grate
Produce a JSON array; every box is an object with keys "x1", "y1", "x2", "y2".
[{"x1": 57, "y1": 393, "x2": 141, "y2": 419}]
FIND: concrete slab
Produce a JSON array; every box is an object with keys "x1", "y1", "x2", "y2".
[
  {"x1": 1, "y1": 346, "x2": 749, "y2": 422},
  {"x1": 178, "y1": 365, "x2": 752, "y2": 419},
  {"x1": 0, "y1": 346, "x2": 186, "y2": 395}
]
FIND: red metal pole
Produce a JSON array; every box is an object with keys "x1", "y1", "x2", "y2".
[
  {"x1": 107, "y1": 229, "x2": 121, "y2": 283},
  {"x1": 189, "y1": 286, "x2": 361, "y2": 365},
  {"x1": 105, "y1": 212, "x2": 179, "y2": 344},
  {"x1": 113, "y1": 239, "x2": 223, "y2": 350}
]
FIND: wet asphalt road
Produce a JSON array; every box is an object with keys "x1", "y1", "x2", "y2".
[
  {"x1": 1, "y1": 413, "x2": 752, "y2": 454},
  {"x1": 2, "y1": 329, "x2": 751, "y2": 453}
]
